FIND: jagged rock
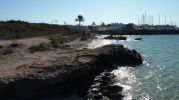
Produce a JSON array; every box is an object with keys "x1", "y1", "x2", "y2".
[
  {"x1": 102, "y1": 96, "x2": 111, "y2": 100},
  {"x1": 106, "y1": 85, "x2": 123, "y2": 93},
  {"x1": 85, "y1": 71, "x2": 124, "y2": 100},
  {"x1": 104, "y1": 35, "x2": 127, "y2": 40},
  {"x1": 94, "y1": 77, "x2": 103, "y2": 83},
  {"x1": 108, "y1": 93, "x2": 124, "y2": 100}
]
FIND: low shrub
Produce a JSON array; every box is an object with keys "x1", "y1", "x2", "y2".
[
  {"x1": 0, "y1": 45, "x2": 3, "y2": 48},
  {"x1": 29, "y1": 43, "x2": 49, "y2": 52},
  {"x1": 50, "y1": 37, "x2": 66, "y2": 49},
  {"x1": 2, "y1": 48, "x2": 13, "y2": 55},
  {"x1": 9, "y1": 43, "x2": 20, "y2": 48}
]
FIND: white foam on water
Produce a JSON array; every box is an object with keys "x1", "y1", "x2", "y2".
[
  {"x1": 111, "y1": 67, "x2": 137, "y2": 100},
  {"x1": 87, "y1": 38, "x2": 127, "y2": 49},
  {"x1": 111, "y1": 66, "x2": 152, "y2": 100},
  {"x1": 143, "y1": 60, "x2": 150, "y2": 67},
  {"x1": 140, "y1": 92, "x2": 151, "y2": 100},
  {"x1": 115, "y1": 83, "x2": 133, "y2": 100}
]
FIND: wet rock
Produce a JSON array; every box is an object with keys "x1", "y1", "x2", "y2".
[
  {"x1": 101, "y1": 44, "x2": 143, "y2": 65},
  {"x1": 90, "y1": 88, "x2": 100, "y2": 93},
  {"x1": 106, "y1": 85, "x2": 123, "y2": 93},
  {"x1": 93, "y1": 93, "x2": 103, "y2": 99},
  {"x1": 85, "y1": 71, "x2": 124, "y2": 100},
  {"x1": 102, "y1": 96, "x2": 111, "y2": 100},
  {"x1": 109, "y1": 93, "x2": 124, "y2": 100},
  {"x1": 132, "y1": 49, "x2": 137, "y2": 54},
  {"x1": 94, "y1": 77, "x2": 103, "y2": 83},
  {"x1": 104, "y1": 35, "x2": 127, "y2": 40}
]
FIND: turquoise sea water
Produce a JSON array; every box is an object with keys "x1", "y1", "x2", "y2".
[{"x1": 89, "y1": 35, "x2": 179, "y2": 100}]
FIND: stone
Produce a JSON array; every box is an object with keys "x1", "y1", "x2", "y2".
[
  {"x1": 85, "y1": 71, "x2": 124, "y2": 100},
  {"x1": 107, "y1": 85, "x2": 123, "y2": 93},
  {"x1": 104, "y1": 35, "x2": 127, "y2": 40},
  {"x1": 109, "y1": 93, "x2": 124, "y2": 100}
]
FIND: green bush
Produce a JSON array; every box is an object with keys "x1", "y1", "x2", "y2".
[
  {"x1": 29, "y1": 43, "x2": 49, "y2": 52},
  {"x1": 50, "y1": 37, "x2": 66, "y2": 48},
  {"x1": 3, "y1": 48, "x2": 13, "y2": 55},
  {"x1": 9, "y1": 43, "x2": 19, "y2": 48},
  {"x1": 0, "y1": 45, "x2": 3, "y2": 49}
]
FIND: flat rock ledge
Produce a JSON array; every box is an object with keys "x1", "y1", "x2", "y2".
[{"x1": 0, "y1": 44, "x2": 142, "y2": 98}]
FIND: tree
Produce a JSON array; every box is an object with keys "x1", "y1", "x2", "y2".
[
  {"x1": 122, "y1": 23, "x2": 135, "y2": 34},
  {"x1": 91, "y1": 22, "x2": 96, "y2": 26},
  {"x1": 123, "y1": 23, "x2": 135, "y2": 30},
  {"x1": 91, "y1": 22, "x2": 97, "y2": 32},
  {"x1": 101, "y1": 22, "x2": 105, "y2": 26},
  {"x1": 100, "y1": 22, "x2": 106, "y2": 31},
  {"x1": 75, "y1": 15, "x2": 85, "y2": 26}
]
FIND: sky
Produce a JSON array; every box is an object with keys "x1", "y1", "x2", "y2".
[{"x1": 0, "y1": 0, "x2": 179, "y2": 26}]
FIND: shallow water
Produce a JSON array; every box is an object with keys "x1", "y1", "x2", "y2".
[{"x1": 89, "y1": 35, "x2": 179, "y2": 100}]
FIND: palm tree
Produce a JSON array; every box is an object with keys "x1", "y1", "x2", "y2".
[
  {"x1": 101, "y1": 22, "x2": 105, "y2": 26},
  {"x1": 91, "y1": 22, "x2": 96, "y2": 26},
  {"x1": 124, "y1": 23, "x2": 135, "y2": 30},
  {"x1": 91, "y1": 22, "x2": 96, "y2": 32},
  {"x1": 101, "y1": 22, "x2": 106, "y2": 30},
  {"x1": 75, "y1": 15, "x2": 85, "y2": 26}
]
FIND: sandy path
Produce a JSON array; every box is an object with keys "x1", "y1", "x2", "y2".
[
  {"x1": 0, "y1": 37, "x2": 50, "y2": 47},
  {"x1": 66, "y1": 38, "x2": 94, "y2": 49},
  {"x1": 0, "y1": 37, "x2": 53, "y2": 78},
  {"x1": 0, "y1": 36, "x2": 93, "y2": 78},
  {"x1": 0, "y1": 49, "x2": 68, "y2": 78}
]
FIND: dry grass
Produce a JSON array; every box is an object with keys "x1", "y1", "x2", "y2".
[
  {"x1": 0, "y1": 45, "x2": 3, "y2": 49},
  {"x1": 49, "y1": 36, "x2": 67, "y2": 49},
  {"x1": 2, "y1": 48, "x2": 14, "y2": 55},
  {"x1": 29, "y1": 43, "x2": 49, "y2": 53}
]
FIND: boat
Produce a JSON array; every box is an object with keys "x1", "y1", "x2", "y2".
[{"x1": 135, "y1": 38, "x2": 142, "y2": 40}]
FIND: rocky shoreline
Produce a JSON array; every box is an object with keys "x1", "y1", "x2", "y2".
[
  {"x1": 0, "y1": 44, "x2": 143, "y2": 99},
  {"x1": 84, "y1": 71, "x2": 123, "y2": 100},
  {"x1": 104, "y1": 35, "x2": 127, "y2": 40}
]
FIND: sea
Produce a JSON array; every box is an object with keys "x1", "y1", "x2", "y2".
[{"x1": 88, "y1": 35, "x2": 179, "y2": 100}]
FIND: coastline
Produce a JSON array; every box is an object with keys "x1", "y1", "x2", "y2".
[
  {"x1": 0, "y1": 35, "x2": 143, "y2": 99},
  {"x1": 95, "y1": 29, "x2": 179, "y2": 35}
]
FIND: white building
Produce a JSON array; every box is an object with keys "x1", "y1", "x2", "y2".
[
  {"x1": 96, "y1": 23, "x2": 124, "y2": 31},
  {"x1": 68, "y1": 25, "x2": 89, "y2": 32}
]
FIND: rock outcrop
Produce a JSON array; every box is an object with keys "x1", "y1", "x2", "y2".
[
  {"x1": 0, "y1": 44, "x2": 142, "y2": 98},
  {"x1": 104, "y1": 35, "x2": 127, "y2": 40},
  {"x1": 85, "y1": 71, "x2": 124, "y2": 100}
]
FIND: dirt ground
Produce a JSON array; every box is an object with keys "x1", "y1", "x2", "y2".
[{"x1": 0, "y1": 35, "x2": 95, "y2": 78}]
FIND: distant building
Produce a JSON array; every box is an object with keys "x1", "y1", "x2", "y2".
[
  {"x1": 96, "y1": 23, "x2": 124, "y2": 31},
  {"x1": 107, "y1": 23, "x2": 124, "y2": 30},
  {"x1": 135, "y1": 24, "x2": 177, "y2": 30},
  {"x1": 135, "y1": 24, "x2": 155, "y2": 30},
  {"x1": 68, "y1": 25, "x2": 89, "y2": 32}
]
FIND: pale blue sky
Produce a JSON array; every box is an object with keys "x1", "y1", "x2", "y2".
[{"x1": 0, "y1": 0, "x2": 179, "y2": 26}]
